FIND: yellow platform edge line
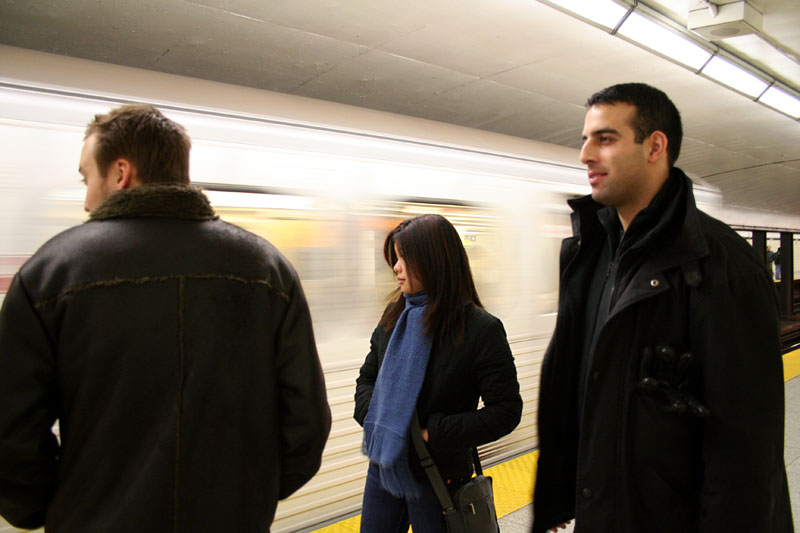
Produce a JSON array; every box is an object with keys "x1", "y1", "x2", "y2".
[
  {"x1": 316, "y1": 350, "x2": 800, "y2": 532},
  {"x1": 784, "y1": 347, "x2": 800, "y2": 382}
]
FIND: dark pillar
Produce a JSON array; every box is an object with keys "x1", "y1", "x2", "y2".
[
  {"x1": 752, "y1": 230, "x2": 766, "y2": 263},
  {"x1": 778, "y1": 232, "x2": 794, "y2": 316}
]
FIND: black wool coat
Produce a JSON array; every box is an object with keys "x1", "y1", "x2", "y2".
[
  {"x1": 0, "y1": 185, "x2": 331, "y2": 532},
  {"x1": 354, "y1": 303, "x2": 522, "y2": 481},
  {"x1": 533, "y1": 169, "x2": 793, "y2": 533}
]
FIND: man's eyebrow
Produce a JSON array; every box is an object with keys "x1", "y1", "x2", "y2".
[
  {"x1": 582, "y1": 127, "x2": 620, "y2": 140},
  {"x1": 593, "y1": 127, "x2": 620, "y2": 136}
]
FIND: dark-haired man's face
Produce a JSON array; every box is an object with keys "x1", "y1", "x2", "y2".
[{"x1": 580, "y1": 103, "x2": 656, "y2": 227}]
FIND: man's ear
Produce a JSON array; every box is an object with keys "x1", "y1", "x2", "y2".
[
  {"x1": 111, "y1": 158, "x2": 138, "y2": 190},
  {"x1": 647, "y1": 131, "x2": 668, "y2": 164}
]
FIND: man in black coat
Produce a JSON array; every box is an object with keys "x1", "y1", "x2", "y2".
[
  {"x1": 0, "y1": 104, "x2": 331, "y2": 532},
  {"x1": 533, "y1": 83, "x2": 792, "y2": 532}
]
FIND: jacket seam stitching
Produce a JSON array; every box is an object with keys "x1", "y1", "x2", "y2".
[{"x1": 32, "y1": 273, "x2": 290, "y2": 309}]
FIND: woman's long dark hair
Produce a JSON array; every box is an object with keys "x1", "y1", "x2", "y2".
[{"x1": 379, "y1": 214, "x2": 482, "y2": 344}]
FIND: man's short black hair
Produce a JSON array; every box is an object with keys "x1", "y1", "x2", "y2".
[{"x1": 586, "y1": 83, "x2": 683, "y2": 167}]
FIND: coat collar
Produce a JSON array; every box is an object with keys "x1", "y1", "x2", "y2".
[
  {"x1": 89, "y1": 184, "x2": 218, "y2": 222},
  {"x1": 569, "y1": 167, "x2": 710, "y2": 277}
]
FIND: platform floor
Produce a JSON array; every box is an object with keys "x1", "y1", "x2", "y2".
[{"x1": 3, "y1": 349, "x2": 800, "y2": 532}]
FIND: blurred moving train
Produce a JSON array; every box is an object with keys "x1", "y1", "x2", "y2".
[{"x1": 2, "y1": 45, "x2": 799, "y2": 532}]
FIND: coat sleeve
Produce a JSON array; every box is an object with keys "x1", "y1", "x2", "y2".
[
  {"x1": 691, "y1": 250, "x2": 791, "y2": 532},
  {"x1": 274, "y1": 275, "x2": 332, "y2": 500},
  {"x1": 354, "y1": 325, "x2": 384, "y2": 427},
  {"x1": 0, "y1": 275, "x2": 59, "y2": 529},
  {"x1": 427, "y1": 316, "x2": 522, "y2": 450}
]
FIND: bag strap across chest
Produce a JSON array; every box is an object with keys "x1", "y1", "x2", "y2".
[{"x1": 410, "y1": 412, "x2": 482, "y2": 510}]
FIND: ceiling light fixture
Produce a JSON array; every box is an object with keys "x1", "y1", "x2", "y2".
[
  {"x1": 537, "y1": 0, "x2": 800, "y2": 122},
  {"x1": 541, "y1": 0, "x2": 629, "y2": 30},
  {"x1": 758, "y1": 86, "x2": 800, "y2": 119},
  {"x1": 617, "y1": 12, "x2": 712, "y2": 71},
  {"x1": 700, "y1": 55, "x2": 769, "y2": 98}
]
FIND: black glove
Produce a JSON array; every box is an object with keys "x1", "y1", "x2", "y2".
[{"x1": 637, "y1": 345, "x2": 710, "y2": 418}]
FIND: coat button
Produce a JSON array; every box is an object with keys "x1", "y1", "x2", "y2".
[
  {"x1": 650, "y1": 279, "x2": 660, "y2": 287},
  {"x1": 582, "y1": 488, "x2": 592, "y2": 499}
]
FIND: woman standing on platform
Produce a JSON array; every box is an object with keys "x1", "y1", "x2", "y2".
[{"x1": 354, "y1": 214, "x2": 522, "y2": 532}]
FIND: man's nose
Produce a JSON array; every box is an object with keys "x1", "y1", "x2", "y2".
[{"x1": 580, "y1": 142, "x2": 594, "y2": 165}]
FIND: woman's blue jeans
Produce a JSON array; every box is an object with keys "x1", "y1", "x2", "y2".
[{"x1": 360, "y1": 462, "x2": 448, "y2": 532}]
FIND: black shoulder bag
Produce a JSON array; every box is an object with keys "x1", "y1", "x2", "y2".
[{"x1": 410, "y1": 413, "x2": 499, "y2": 533}]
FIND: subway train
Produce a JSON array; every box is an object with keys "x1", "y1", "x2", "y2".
[{"x1": 1, "y1": 46, "x2": 799, "y2": 532}]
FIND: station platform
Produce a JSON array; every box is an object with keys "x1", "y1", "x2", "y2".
[
  {"x1": 314, "y1": 347, "x2": 800, "y2": 533},
  {"x1": 2, "y1": 348, "x2": 800, "y2": 533}
]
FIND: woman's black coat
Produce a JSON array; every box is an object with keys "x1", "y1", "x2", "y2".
[{"x1": 354, "y1": 304, "x2": 522, "y2": 481}]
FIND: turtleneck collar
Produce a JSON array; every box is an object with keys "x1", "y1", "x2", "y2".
[{"x1": 594, "y1": 168, "x2": 687, "y2": 257}]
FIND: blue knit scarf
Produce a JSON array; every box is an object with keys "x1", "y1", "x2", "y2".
[{"x1": 362, "y1": 291, "x2": 432, "y2": 499}]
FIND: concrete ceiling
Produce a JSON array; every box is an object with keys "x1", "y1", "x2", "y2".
[{"x1": 1, "y1": 0, "x2": 799, "y2": 216}]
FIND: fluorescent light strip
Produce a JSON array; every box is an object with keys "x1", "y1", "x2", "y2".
[
  {"x1": 701, "y1": 56, "x2": 769, "y2": 98},
  {"x1": 758, "y1": 86, "x2": 800, "y2": 119},
  {"x1": 540, "y1": 0, "x2": 800, "y2": 120},
  {"x1": 545, "y1": 0, "x2": 628, "y2": 30},
  {"x1": 617, "y1": 12, "x2": 712, "y2": 71}
]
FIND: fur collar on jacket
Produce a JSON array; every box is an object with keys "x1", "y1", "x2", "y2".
[{"x1": 89, "y1": 184, "x2": 218, "y2": 221}]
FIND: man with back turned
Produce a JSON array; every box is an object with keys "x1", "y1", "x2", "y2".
[
  {"x1": 533, "y1": 83, "x2": 792, "y2": 532},
  {"x1": 0, "y1": 104, "x2": 331, "y2": 531}
]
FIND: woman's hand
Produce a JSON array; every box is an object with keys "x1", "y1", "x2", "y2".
[
  {"x1": 421, "y1": 428, "x2": 429, "y2": 442},
  {"x1": 550, "y1": 521, "x2": 571, "y2": 531}
]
